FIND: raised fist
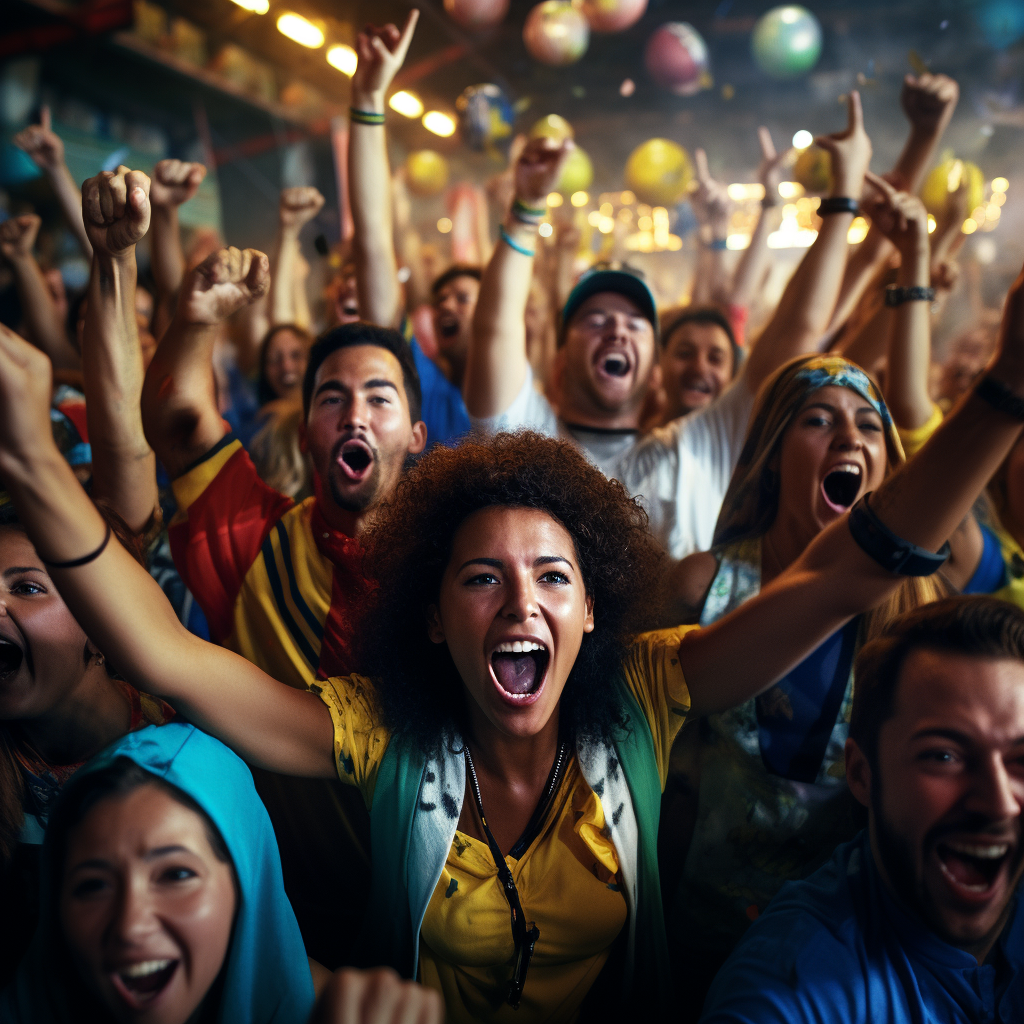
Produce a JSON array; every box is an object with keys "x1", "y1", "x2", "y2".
[
  {"x1": 82, "y1": 166, "x2": 152, "y2": 257},
  {"x1": 901, "y1": 73, "x2": 959, "y2": 135},
  {"x1": 13, "y1": 106, "x2": 64, "y2": 173},
  {"x1": 352, "y1": 10, "x2": 419, "y2": 105},
  {"x1": 279, "y1": 187, "x2": 325, "y2": 231},
  {"x1": 150, "y1": 159, "x2": 207, "y2": 209},
  {"x1": 0, "y1": 214, "x2": 41, "y2": 262},
  {"x1": 178, "y1": 247, "x2": 270, "y2": 326},
  {"x1": 514, "y1": 136, "x2": 573, "y2": 208}
]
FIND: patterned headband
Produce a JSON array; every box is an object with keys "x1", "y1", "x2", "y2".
[{"x1": 793, "y1": 356, "x2": 892, "y2": 428}]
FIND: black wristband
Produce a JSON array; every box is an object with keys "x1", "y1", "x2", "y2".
[
  {"x1": 848, "y1": 493, "x2": 949, "y2": 576},
  {"x1": 41, "y1": 523, "x2": 112, "y2": 569},
  {"x1": 976, "y1": 375, "x2": 1024, "y2": 422},
  {"x1": 818, "y1": 196, "x2": 860, "y2": 217},
  {"x1": 885, "y1": 285, "x2": 936, "y2": 307}
]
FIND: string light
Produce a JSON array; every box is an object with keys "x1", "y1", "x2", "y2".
[
  {"x1": 571, "y1": 191, "x2": 589, "y2": 207},
  {"x1": 276, "y1": 13, "x2": 324, "y2": 48},
  {"x1": 229, "y1": 0, "x2": 269, "y2": 13},
  {"x1": 422, "y1": 111, "x2": 456, "y2": 137},
  {"x1": 792, "y1": 130, "x2": 813, "y2": 149},
  {"x1": 326, "y1": 44, "x2": 357, "y2": 75},
  {"x1": 389, "y1": 91, "x2": 424, "y2": 118}
]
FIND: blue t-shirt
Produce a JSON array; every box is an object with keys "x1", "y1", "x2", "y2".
[
  {"x1": 964, "y1": 522, "x2": 1009, "y2": 595},
  {"x1": 701, "y1": 830, "x2": 1024, "y2": 1023},
  {"x1": 409, "y1": 337, "x2": 470, "y2": 448}
]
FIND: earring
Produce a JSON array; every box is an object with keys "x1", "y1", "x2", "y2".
[{"x1": 95, "y1": 654, "x2": 105, "y2": 667}]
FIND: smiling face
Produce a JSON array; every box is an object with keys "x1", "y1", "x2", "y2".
[
  {"x1": 303, "y1": 345, "x2": 426, "y2": 522},
  {"x1": 432, "y1": 274, "x2": 480, "y2": 367},
  {"x1": 60, "y1": 784, "x2": 236, "y2": 1024},
  {"x1": 428, "y1": 506, "x2": 594, "y2": 741},
  {"x1": 660, "y1": 320, "x2": 735, "y2": 418},
  {"x1": 264, "y1": 328, "x2": 308, "y2": 401},
  {"x1": 774, "y1": 385, "x2": 888, "y2": 538},
  {"x1": 848, "y1": 651, "x2": 1024, "y2": 959},
  {"x1": 561, "y1": 292, "x2": 657, "y2": 425}
]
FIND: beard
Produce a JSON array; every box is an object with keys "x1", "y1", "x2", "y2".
[{"x1": 326, "y1": 437, "x2": 383, "y2": 514}]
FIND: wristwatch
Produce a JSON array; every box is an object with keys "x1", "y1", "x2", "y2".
[{"x1": 885, "y1": 285, "x2": 936, "y2": 307}]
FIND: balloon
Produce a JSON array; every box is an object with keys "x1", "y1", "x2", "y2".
[
  {"x1": 558, "y1": 147, "x2": 593, "y2": 193},
  {"x1": 580, "y1": 0, "x2": 648, "y2": 32},
  {"x1": 921, "y1": 158, "x2": 984, "y2": 218},
  {"x1": 529, "y1": 114, "x2": 574, "y2": 142},
  {"x1": 793, "y1": 146, "x2": 832, "y2": 194},
  {"x1": 405, "y1": 150, "x2": 449, "y2": 197},
  {"x1": 976, "y1": 0, "x2": 1024, "y2": 49},
  {"x1": 751, "y1": 6, "x2": 822, "y2": 79},
  {"x1": 625, "y1": 139, "x2": 693, "y2": 206},
  {"x1": 456, "y1": 84, "x2": 514, "y2": 152},
  {"x1": 523, "y1": 1, "x2": 590, "y2": 66},
  {"x1": 644, "y1": 23, "x2": 710, "y2": 96},
  {"x1": 443, "y1": 0, "x2": 509, "y2": 31}
]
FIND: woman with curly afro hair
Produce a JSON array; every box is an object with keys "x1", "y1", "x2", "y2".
[{"x1": 3, "y1": 280, "x2": 1023, "y2": 1022}]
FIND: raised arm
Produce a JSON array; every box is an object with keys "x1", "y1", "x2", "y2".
[
  {"x1": 681, "y1": 256, "x2": 1024, "y2": 717},
  {"x1": 272, "y1": 187, "x2": 324, "y2": 326},
  {"x1": 80, "y1": 167, "x2": 158, "y2": 533},
  {"x1": 13, "y1": 106, "x2": 92, "y2": 260},
  {"x1": 464, "y1": 136, "x2": 571, "y2": 418},
  {"x1": 0, "y1": 322, "x2": 335, "y2": 777},
  {"x1": 0, "y1": 214, "x2": 80, "y2": 371},
  {"x1": 142, "y1": 247, "x2": 269, "y2": 478},
  {"x1": 741, "y1": 92, "x2": 872, "y2": 395},
  {"x1": 148, "y1": 159, "x2": 207, "y2": 339},
  {"x1": 349, "y1": 9, "x2": 419, "y2": 329},
  {"x1": 689, "y1": 147, "x2": 733, "y2": 307}
]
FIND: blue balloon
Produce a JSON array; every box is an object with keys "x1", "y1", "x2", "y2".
[
  {"x1": 977, "y1": 0, "x2": 1024, "y2": 48},
  {"x1": 456, "y1": 84, "x2": 514, "y2": 152}
]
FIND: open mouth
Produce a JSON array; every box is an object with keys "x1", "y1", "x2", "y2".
[
  {"x1": 110, "y1": 959, "x2": 179, "y2": 1009},
  {"x1": 437, "y1": 317, "x2": 460, "y2": 339},
  {"x1": 490, "y1": 640, "x2": 549, "y2": 706},
  {"x1": 936, "y1": 839, "x2": 1013, "y2": 899},
  {"x1": 821, "y1": 464, "x2": 862, "y2": 513},
  {"x1": 598, "y1": 353, "x2": 631, "y2": 378},
  {"x1": 0, "y1": 637, "x2": 23, "y2": 681},
  {"x1": 336, "y1": 438, "x2": 374, "y2": 482},
  {"x1": 342, "y1": 302, "x2": 359, "y2": 318}
]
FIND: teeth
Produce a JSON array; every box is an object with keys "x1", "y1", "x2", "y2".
[
  {"x1": 120, "y1": 960, "x2": 172, "y2": 979},
  {"x1": 945, "y1": 841, "x2": 1010, "y2": 859},
  {"x1": 830, "y1": 464, "x2": 861, "y2": 475},
  {"x1": 494, "y1": 641, "x2": 546, "y2": 654}
]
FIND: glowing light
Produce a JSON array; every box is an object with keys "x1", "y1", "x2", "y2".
[
  {"x1": 778, "y1": 181, "x2": 804, "y2": 199},
  {"x1": 727, "y1": 234, "x2": 751, "y2": 249},
  {"x1": 728, "y1": 183, "x2": 766, "y2": 201},
  {"x1": 598, "y1": 217, "x2": 614, "y2": 233},
  {"x1": 992, "y1": 177, "x2": 1009, "y2": 193},
  {"x1": 972, "y1": 206, "x2": 988, "y2": 224},
  {"x1": 599, "y1": 202, "x2": 614, "y2": 217},
  {"x1": 992, "y1": 191, "x2": 1006, "y2": 207},
  {"x1": 792, "y1": 130, "x2": 813, "y2": 150},
  {"x1": 547, "y1": 192, "x2": 564, "y2": 207},
  {"x1": 389, "y1": 90, "x2": 423, "y2": 118},
  {"x1": 768, "y1": 212, "x2": 817, "y2": 248},
  {"x1": 229, "y1": 0, "x2": 269, "y2": 13},
  {"x1": 927, "y1": 214, "x2": 936, "y2": 234},
  {"x1": 962, "y1": 218, "x2": 978, "y2": 234},
  {"x1": 326, "y1": 44, "x2": 358, "y2": 75},
  {"x1": 538, "y1": 222, "x2": 553, "y2": 237},
  {"x1": 437, "y1": 217, "x2": 453, "y2": 233},
  {"x1": 847, "y1": 217, "x2": 869, "y2": 244},
  {"x1": 422, "y1": 111, "x2": 456, "y2": 137},
  {"x1": 666, "y1": 234, "x2": 683, "y2": 251},
  {"x1": 637, "y1": 215, "x2": 652, "y2": 231},
  {"x1": 620, "y1": 191, "x2": 636, "y2": 204},
  {"x1": 588, "y1": 210, "x2": 601, "y2": 226},
  {"x1": 619, "y1": 78, "x2": 635, "y2": 97},
  {"x1": 276, "y1": 13, "x2": 324, "y2": 48},
  {"x1": 571, "y1": 191, "x2": 589, "y2": 207}
]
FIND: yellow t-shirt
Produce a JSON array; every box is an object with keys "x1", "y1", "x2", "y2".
[
  {"x1": 896, "y1": 403, "x2": 943, "y2": 460},
  {"x1": 316, "y1": 626, "x2": 695, "y2": 1023}
]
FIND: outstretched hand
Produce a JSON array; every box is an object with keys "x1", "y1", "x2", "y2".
[
  {"x1": 0, "y1": 323, "x2": 55, "y2": 475},
  {"x1": 279, "y1": 186, "x2": 326, "y2": 231},
  {"x1": 178, "y1": 247, "x2": 270, "y2": 326},
  {"x1": 352, "y1": 9, "x2": 419, "y2": 105},
  {"x1": 814, "y1": 90, "x2": 872, "y2": 199},
  {"x1": 82, "y1": 166, "x2": 152, "y2": 258},
  {"x1": 0, "y1": 214, "x2": 42, "y2": 262},
  {"x1": 901, "y1": 73, "x2": 959, "y2": 136},
  {"x1": 150, "y1": 159, "x2": 207, "y2": 209},
  {"x1": 13, "y1": 106, "x2": 65, "y2": 173},
  {"x1": 691, "y1": 148, "x2": 732, "y2": 230},
  {"x1": 309, "y1": 967, "x2": 444, "y2": 1024},
  {"x1": 513, "y1": 136, "x2": 573, "y2": 207}
]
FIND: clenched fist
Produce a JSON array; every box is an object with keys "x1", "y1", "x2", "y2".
[
  {"x1": 901, "y1": 73, "x2": 959, "y2": 135},
  {"x1": 310, "y1": 968, "x2": 443, "y2": 1024},
  {"x1": 150, "y1": 159, "x2": 207, "y2": 209},
  {"x1": 82, "y1": 166, "x2": 152, "y2": 258},
  {"x1": 279, "y1": 187, "x2": 326, "y2": 232},
  {"x1": 0, "y1": 215, "x2": 41, "y2": 262},
  {"x1": 514, "y1": 136, "x2": 573, "y2": 208},
  {"x1": 178, "y1": 247, "x2": 270, "y2": 326}
]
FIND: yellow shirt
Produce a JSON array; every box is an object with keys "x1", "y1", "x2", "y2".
[
  {"x1": 317, "y1": 626, "x2": 695, "y2": 1023},
  {"x1": 896, "y1": 403, "x2": 943, "y2": 460}
]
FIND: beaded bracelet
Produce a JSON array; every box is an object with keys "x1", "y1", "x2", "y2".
[
  {"x1": 349, "y1": 108, "x2": 386, "y2": 125},
  {"x1": 511, "y1": 198, "x2": 547, "y2": 225},
  {"x1": 499, "y1": 225, "x2": 536, "y2": 258}
]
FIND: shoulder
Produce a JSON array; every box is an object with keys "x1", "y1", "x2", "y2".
[{"x1": 664, "y1": 551, "x2": 719, "y2": 624}]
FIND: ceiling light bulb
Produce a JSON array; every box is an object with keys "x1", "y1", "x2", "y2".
[
  {"x1": 422, "y1": 111, "x2": 456, "y2": 137},
  {"x1": 276, "y1": 13, "x2": 324, "y2": 48},
  {"x1": 326, "y1": 44, "x2": 357, "y2": 75},
  {"x1": 229, "y1": 0, "x2": 270, "y2": 13},
  {"x1": 389, "y1": 91, "x2": 424, "y2": 118}
]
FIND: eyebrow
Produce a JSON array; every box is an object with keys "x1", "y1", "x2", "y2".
[
  {"x1": 803, "y1": 401, "x2": 879, "y2": 417},
  {"x1": 69, "y1": 845, "x2": 196, "y2": 873},
  {"x1": 912, "y1": 727, "x2": 1024, "y2": 746},
  {"x1": 314, "y1": 378, "x2": 399, "y2": 399},
  {"x1": 457, "y1": 555, "x2": 575, "y2": 573},
  {"x1": 2, "y1": 565, "x2": 46, "y2": 579}
]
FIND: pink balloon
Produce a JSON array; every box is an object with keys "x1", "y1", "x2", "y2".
[
  {"x1": 581, "y1": 0, "x2": 647, "y2": 33},
  {"x1": 444, "y1": 0, "x2": 509, "y2": 30},
  {"x1": 644, "y1": 22, "x2": 710, "y2": 96},
  {"x1": 523, "y1": 1, "x2": 590, "y2": 66}
]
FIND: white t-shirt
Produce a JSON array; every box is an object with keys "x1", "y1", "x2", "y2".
[{"x1": 470, "y1": 368, "x2": 755, "y2": 558}]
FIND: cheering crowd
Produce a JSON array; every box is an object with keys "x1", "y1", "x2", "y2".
[{"x1": 2, "y1": 9, "x2": 1024, "y2": 1023}]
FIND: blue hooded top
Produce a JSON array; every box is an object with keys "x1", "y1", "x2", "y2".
[{"x1": 1, "y1": 723, "x2": 315, "y2": 1024}]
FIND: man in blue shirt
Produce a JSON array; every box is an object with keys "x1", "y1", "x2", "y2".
[{"x1": 701, "y1": 596, "x2": 1024, "y2": 1023}]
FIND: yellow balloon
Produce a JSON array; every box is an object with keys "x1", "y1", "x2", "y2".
[
  {"x1": 624, "y1": 138, "x2": 692, "y2": 206},
  {"x1": 793, "y1": 146, "x2": 832, "y2": 194},
  {"x1": 921, "y1": 158, "x2": 984, "y2": 218},
  {"x1": 405, "y1": 150, "x2": 449, "y2": 197},
  {"x1": 530, "y1": 114, "x2": 574, "y2": 142},
  {"x1": 558, "y1": 146, "x2": 593, "y2": 193}
]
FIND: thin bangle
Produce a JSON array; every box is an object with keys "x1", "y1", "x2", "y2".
[
  {"x1": 41, "y1": 523, "x2": 112, "y2": 569},
  {"x1": 512, "y1": 198, "x2": 546, "y2": 220},
  {"x1": 499, "y1": 225, "x2": 536, "y2": 258},
  {"x1": 349, "y1": 108, "x2": 385, "y2": 125}
]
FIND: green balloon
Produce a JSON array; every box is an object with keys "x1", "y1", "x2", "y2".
[{"x1": 752, "y1": 5, "x2": 822, "y2": 79}]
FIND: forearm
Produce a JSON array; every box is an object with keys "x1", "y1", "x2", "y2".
[
  {"x1": 9, "y1": 255, "x2": 80, "y2": 371},
  {"x1": 889, "y1": 125, "x2": 946, "y2": 194},
  {"x1": 83, "y1": 252, "x2": 157, "y2": 531},
  {"x1": 826, "y1": 227, "x2": 892, "y2": 334},
  {"x1": 730, "y1": 204, "x2": 776, "y2": 309},
  {"x1": 47, "y1": 162, "x2": 93, "y2": 260},
  {"x1": 271, "y1": 227, "x2": 299, "y2": 326},
  {"x1": 149, "y1": 204, "x2": 185, "y2": 300},
  {"x1": 885, "y1": 244, "x2": 933, "y2": 429},
  {"x1": 464, "y1": 218, "x2": 536, "y2": 417}
]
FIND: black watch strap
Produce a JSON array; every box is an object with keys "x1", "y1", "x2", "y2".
[
  {"x1": 975, "y1": 375, "x2": 1024, "y2": 422},
  {"x1": 848, "y1": 493, "x2": 950, "y2": 576},
  {"x1": 885, "y1": 285, "x2": 937, "y2": 307},
  {"x1": 818, "y1": 196, "x2": 860, "y2": 216}
]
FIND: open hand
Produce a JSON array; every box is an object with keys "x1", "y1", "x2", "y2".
[
  {"x1": 178, "y1": 247, "x2": 270, "y2": 325},
  {"x1": 691, "y1": 148, "x2": 732, "y2": 231},
  {"x1": 310, "y1": 968, "x2": 443, "y2": 1024},
  {"x1": 815, "y1": 90, "x2": 872, "y2": 199},
  {"x1": 863, "y1": 171, "x2": 929, "y2": 259},
  {"x1": 13, "y1": 106, "x2": 65, "y2": 173},
  {"x1": 82, "y1": 165, "x2": 152, "y2": 257},
  {"x1": 514, "y1": 136, "x2": 573, "y2": 207},
  {"x1": 756, "y1": 127, "x2": 790, "y2": 205},
  {"x1": 352, "y1": 9, "x2": 419, "y2": 107},
  {"x1": 150, "y1": 159, "x2": 207, "y2": 209},
  {"x1": 0, "y1": 215, "x2": 41, "y2": 262},
  {"x1": 279, "y1": 186, "x2": 325, "y2": 232},
  {"x1": 901, "y1": 73, "x2": 959, "y2": 136},
  {"x1": 0, "y1": 323, "x2": 55, "y2": 474}
]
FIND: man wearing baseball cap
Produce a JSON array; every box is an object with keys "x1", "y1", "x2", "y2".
[{"x1": 465, "y1": 100, "x2": 873, "y2": 557}]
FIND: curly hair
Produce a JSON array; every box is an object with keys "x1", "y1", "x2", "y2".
[{"x1": 358, "y1": 431, "x2": 664, "y2": 753}]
